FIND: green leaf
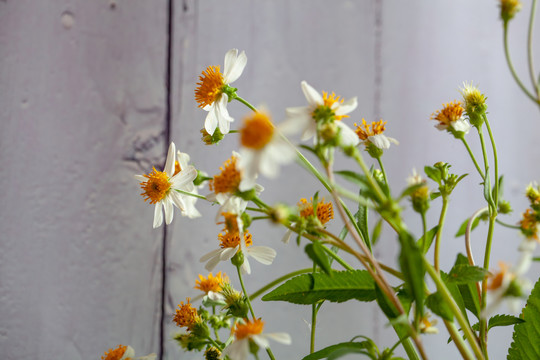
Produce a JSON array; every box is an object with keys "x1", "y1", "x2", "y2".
[
  {"x1": 455, "y1": 216, "x2": 482, "y2": 237},
  {"x1": 355, "y1": 194, "x2": 370, "y2": 252},
  {"x1": 262, "y1": 270, "x2": 376, "y2": 305},
  {"x1": 430, "y1": 192, "x2": 441, "y2": 201},
  {"x1": 305, "y1": 242, "x2": 333, "y2": 276},
  {"x1": 334, "y1": 170, "x2": 371, "y2": 190},
  {"x1": 424, "y1": 165, "x2": 441, "y2": 184},
  {"x1": 508, "y1": 276, "x2": 540, "y2": 359},
  {"x1": 533, "y1": 257, "x2": 540, "y2": 262},
  {"x1": 371, "y1": 219, "x2": 383, "y2": 246},
  {"x1": 453, "y1": 254, "x2": 481, "y2": 319},
  {"x1": 426, "y1": 291, "x2": 454, "y2": 321},
  {"x1": 488, "y1": 314, "x2": 524, "y2": 330},
  {"x1": 302, "y1": 341, "x2": 375, "y2": 360},
  {"x1": 399, "y1": 183, "x2": 426, "y2": 200},
  {"x1": 447, "y1": 264, "x2": 489, "y2": 285},
  {"x1": 398, "y1": 230, "x2": 425, "y2": 318},
  {"x1": 482, "y1": 173, "x2": 496, "y2": 210},
  {"x1": 417, "y1": 225, "x2": 439, "y2": 254}
]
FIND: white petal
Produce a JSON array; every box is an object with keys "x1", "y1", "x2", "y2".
[
  {"x1": 163, "y1": 198, "x2": 174, "y2": 225},
  {"x1": 122, "y1": 346, "x2": 136, "y2": 359},
  {"x1": 224, "y1": 49, "x2": 247, "y2": 84},
  {"x1": 335, "y1": 97, "x2": 358, "y2": 115},
  {"x1": 251, "y1": 335, "x2": 270, "y2": 349},
  {"x1": 301, "y1": 81, "x2": 323, "y2": 106},
  {"x1": 450, "y1": 118, "x2": 471, "y2": 134},
  {"x1": 220, "y1": 246, "x2": 239, "y2": 261},
  {"x1": 153, "y1": 202, "x2": 163, "y2": 228},
  {"x1": 134, "y1": 354, "x2": 157, "y2": 360},
  {"x1": 176, "y1": 150, "x2": 190, "y2": 170},
  {"x1": 169, "y1": 191, "x2": 186, "y2": 211},
  {"x1": 247, "y1": 246, "x2": 276, "y2": 265},
  {"x1": 207, "y1": 291, "x2": 225, "y2": 302},
  {"x1": 241, "y1": 257, "x2": 251, "y2": 274},
  {"x1": 171, "y1": 167, "x2": 197, "y2": 189},
  {"x1": 204, "y1": 254, "x2": 223, "y2": 272},
  {"x1": 223, "y1": 339, "x2": 249, "y2": 360},
  {"x1": 368, "y1": 134, "x2": 390, "y2": 149},
  {"x1": 265, "y1": 332, "x2": 292, "y2": 345},
  {"x1": 336, "y1": 122, "x2": 360, "y2": 146},
  {"x1": 282, "y1": 229, "x2": 293, "y2": 244},
  {"x1": 200, "y1": 248, "x2": 223, "y2": 262},
  {"x1": 216, "y1": 94, "x2": 233, "y2": 134},
  {"x1": 204, "y1": 105, "x2": 218, "y2": 135},
  {"x1": 182, "y1": 197, "x2": 201, "y2": 219},
  {"x1": 164, "y1": 142, "x2": 176, "y2": 176},
  {"x1": 134, "y1": 174, "x2": 146, "y2": 181},
  {"x1": 301, "y1": 121, "x2": 317, "y2": 141},
  {"x1": 435, "y1": 123, "x2": 448, "y2": 131}
]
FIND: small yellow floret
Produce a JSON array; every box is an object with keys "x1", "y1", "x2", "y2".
[
  {"x1": 173, "y1": 298, "x2": 200, "y2": 330},
  {"x1": 101, "y1": 345, "x2": 127, "y2": 360},
  {"x1": 354, "y1": 119, "x2": 387, "y2": 140},
  {"x1": 240, "y1": 112, "x2": 275, "y2": 149},
  {"x1": 219, "y1": 230, "x2": 253, "y2": 249},
  {"x1": 298, "y1": 198, "x2": 334, "y2": 225},
  {"x1": 209, "y1": 156, "x2": 242, "y2": 194},
  {"x1": 488, "y1": 262, "x2": 510, "y2": 290},
  {"x1": 195, "y1": 65, "x2": 225, "y2": 108},
  {"x1": 139, "y1": 168, "x2": 171, "y2": 204},
  {"x1": 519, "y1": 209, "x2": 539, "y2": 240},
  {"x1": 233, "y1": 318, "x2": 265, "y2": 340},
  {"x1": 431, "y1": 101, "x2": 464, "y2": 126},
  {"x1": 195, "y1": 272, "x2": 229, "y2": 293}
]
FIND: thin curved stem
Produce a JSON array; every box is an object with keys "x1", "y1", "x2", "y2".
[
  {"x1": 174, "y1": 189, "x2": 209, "y2": 201},
  {"x1": 483, "y1": 115, "x2": 499, "y2": 210},
  {"x1": 527, "y1": 0, "x2": 539, "y2": 96},
  {"x1": 234, "y1": 95, "x2": 258, "y2": 112},
  {"x1": 503, "y1": 22, "x2": 539, "y2": 103},
  {"x1": 420, "y1": 212, "x2": 428, "y2": 254},
  {"x1": 460, "y1": 138, "x2": 485, "y2": 180},
  {"x1": 465, "y1": 207, "x2": 489, "y2": 302}
]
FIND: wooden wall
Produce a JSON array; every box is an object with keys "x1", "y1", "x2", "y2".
[{"x1": 2, "y1": 0, "x2": 540, "y2": 359}]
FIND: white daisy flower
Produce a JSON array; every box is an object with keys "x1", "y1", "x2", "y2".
[
  {"x1": 100, "y1": 344, "x2": 156, "y2": 360},
  {"x1": 237, "y1": 111, "x2": 296, "y2": 191},
  {"x1": 222, "y1": 318, "x2": 291, "y2": 360},
  {"x1": 283, "y1": 81, "x2": 359, "y2": 144},
  {"x1": 431, "y1": 100, "x2": 471, "y2": 135},
  {"x1": 354, "y1": 119, "x2": 399, "y2": 149},
  {"x1": 195, "y1": 49, "x2": 247, "y2": 135},
  {"x1": 135, "y1": 142, "x2": 198, "y2": 228}
]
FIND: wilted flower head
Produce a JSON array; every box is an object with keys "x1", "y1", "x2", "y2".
[
  {"x1": 173, "y1": 298, "x2": 201, "y2": 331},
  {"x1": 500, "y1": 0, "x2": 522, "y2": 23}
]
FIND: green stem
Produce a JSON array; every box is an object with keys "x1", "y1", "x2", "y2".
[
  {"x1": 443, "y1": 320, "x2": 476, "y2": 360},
  {"x1": 434, "y1": 197, "x2": 450, "y2": 273},
  {"x1": 320, "y1": 244, "x2": 354, "y2": 271},
  {"x1": 420, "y1": 211, "x2": 428, "y2": 254},
  {"x1": 251, "y1": 216, "x2": 271, "y2": 221},
  {"x1": 351, "y1": 149, "x2": 387, "y2": 204},
  {"x1": 528, "y1": 0, "x2": 539, "y2": 96},
  {"x1": 424, "y1": 260, "x2": 485, "y2": 360},
  {"x1": 174, "y1": 189, "x2": 209, "y2": 201},
  {"x1": 212, "y1": 306, "x2": 220, "y2": 341},
  {"x1": 250, "y1": 268, "x2": 313, "y2": 299},
  {"x1": 460, "y1": 138, "x2": 485, "y2": 180},
  {"x1": 236, "y1": 265, "x2": 256, "y2": 319},
  {"x1": 251, "y1": 196, "x2": 270, "y2": 210},
  {"x1": 376, "y1": 156, "x2": 389, "y2": 191},
  {"x1": 310, "y1": 262, "x2": 318, "y2": 354},
  {"x1": 496, "y1": 219, "x2": 521, "y2": 230},
  {"x1": 503, "y1": 22, "x2": 540, "y2": 103},
  {"x1": 293, "y1": 144, "x2": 333, "y2": 193},
  {"x1": 206, "y1": 336, "x2": 223, "y2": 350},
  {"x1": 483, "y1": 115, "x2": 499, "y2": 210},
  {"x1": 234, "y1": 95, "x2": 258, "y2": 112},
  {"x1": 480, "y1": 216, "x2": 496, "y2": 358}
]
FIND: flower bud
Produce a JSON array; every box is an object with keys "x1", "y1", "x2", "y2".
[
  {"x1": 231, "y1": 250, "x2": 245, "y2": 267},
  {"x1": 500, "y1": 0, "x2": 522, "y2": 23},
  {"x1": 366, "y1": 141, "x2": 384, "y2": 159},
  {"x1": 205, "y1": 347, "x2": 222, "y2": 360}
]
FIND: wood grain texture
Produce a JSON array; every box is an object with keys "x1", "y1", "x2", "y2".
[{"x1": 0, "y1": 1, "x2": 168, "y2": 359}]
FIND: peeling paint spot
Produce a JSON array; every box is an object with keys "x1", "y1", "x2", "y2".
[{"x1": 61, "y1": 11, "x2": 75, "y2": 29}]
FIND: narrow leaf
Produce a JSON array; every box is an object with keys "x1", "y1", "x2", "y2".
[
  {"x1": 417, "y1": 225, "x2": 439, "y2": 254},
  {"x1": 371, "y1": 219, "x2": 383, "y2": 246},
  {"x1": 424, "y1": 165, "x2": 441, "y2": 183},
  {"x1": 454, "y1": 254, "x2": 481, "y2": 319},
  {"x1": 262, "y1": 270, "x2": 376, "y2": 305}
]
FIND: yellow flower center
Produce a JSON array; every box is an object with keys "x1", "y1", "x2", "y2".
[
  {"x1": 209, "y1": 156, "x2": 242, "y2": 194},
  {"x1": 240, "y1": 112, "x2": 275, "y2": 149},
  {"x1": 234, "y1": 318, "x2": 265, "y2": 340},
  {"x1": 101, "y1": 345, "x2": 128, "y2": 360},
  {"x1": 298, "y1": 198, "x2": 334, "y2": 225},
  {"x1": 195, "y1": 65, "x2": 225, "y2": 108},
  {"x1": 323, "y1": 92, "x2": 348, "y2": 120},
  {"x1": 174, "y1": 160, "x2": 182, "y2": 176},
  {"x1": 173, "y1": 298, "x2": 200, "y2": 330},
  {"x1": 354, "y1": 119, "x2": 386, "y2": 140},
  {"x1": 312, "y1": 91, "x2": 348, "y2": 121},
  {"x1": 219, "y1": 230, "x2": 253, "y2": 249},
  {"x1": 195, "y1": 272, "x2": 229, "y2": 293},
  {"x1": 139, "y1": 167, "x2": 171, "y2": 204},
  {"x1": 431, "y1": 100, "x2": 464, "y2": 126},
  {"x1": 519, "y1": 208, "x2": 539, "y2": 240}
]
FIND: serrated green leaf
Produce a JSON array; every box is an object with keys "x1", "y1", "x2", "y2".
[
  {"x1": 398, "y1": 231, "x2": 425, "y2": 318},
  {"x1": 455, "y1": 216, "x2": 482, "y2": 237},
  {"x1": 355, "y1": 193, "x2": 370, "y2": 252},
  {"x1": 447, "y1": 264, "x2": 489, "y2": 284},
  {"x1": 417, "y1": 225, "x2": 439, "y2": 254},
  {"x1": 426, "y1": 291, "x2": 454, "y2": 321},
  {"x1": 301, "y1": 341, "x2": 375, "y2": 360},
  {"x1": 262, "y1": 270, "x2": 376, "y2": 305},
  {"x1": 453, "y1": 254, "x2": 481, "y2": 319},
  {"x1": 488, "y1": 314, "x2": 524, "y2": 330},
  {"x1": 508, "y1": 276, "x2": 540, "y2": 359},
  {"x1": 305, "y1": 242, "x2": 333, "y2": 276}
]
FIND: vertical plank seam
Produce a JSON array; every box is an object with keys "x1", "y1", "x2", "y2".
[
  {"x1": 373, "y1": 0, "x2": 383, "y2": 345},
  {"x1": 160, "y1": 0, "x2": 175, "y2": 358}
]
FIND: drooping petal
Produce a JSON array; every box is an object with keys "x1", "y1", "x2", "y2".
[
  {"x1": 134, "y1": 174, "x2": 146, "y2": 182},
  {"x1": 301, "y1": 81, "x2": 323, "y2": 106},
  {"x1": 241, "y1": 256, "x2": 252, "y2": 274},
  {"x1": 334, "y1": 97, "x2": 358, "y2": 116},
  {"x1": 223, "y1": 339, "x2": 249, "y2": 360},
  {"x1": 301, "y1": 121, "x2": 318, "y2": 142},
  {"x1": 251, "y1": 335, "x2": 270, "y2": 349},
  {"x1": 450, "y1": 118, "x2": 471, "y2": 134},
  {"x1": 368, "y1": 133, "x2": 391, "y2": 149},
  {"x1": 223, "y1": 49, "x2": 247, "y2": 84},
  {"x1": 153, "y1": 202, "x2": 163, "y2": 228},
  {"x1": 164, "y1": 142, "x2": 176, "y2": 176},
  {"x1": 336, "y1": 121, "x2": 360, "y2": 146},
  {"x1": 171, "y1": 167, "x2": 197, "y2": 189},
  {"x1": 169, "y1": 190, "x2": 186, "y2": 211},
  {"x1": 220, "y1": 246, "x2": 239, "y2": 261},
  {"x1": 163, "y1": 198, "x2": 174, "y2": 225},
  {"x1": 204, "y1": 252, "x2": 224, "y2": 272},
  {"x1": 282, "y1": 229, "x2": 293, "y2": 244},
  {"x1": 216, "y1": 94, "x2": 234, "y2": 134},
  {"x1": 200, "y1": 248, "x2": 223, "y2": 262},
  {"x1": 247, "y1": 246, "x2": 276, "y2": 265},
  {"x1": 265, "y1": 332, "x2": 292, "y2": 345},
  {"x1": 204, "y1": 105, "x2": 218, "y2": 135}
]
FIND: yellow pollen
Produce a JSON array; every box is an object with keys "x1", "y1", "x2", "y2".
[
  {"x1": 174, "y1": 160, "x2": 182, "y2": 176},
  {"x1": 195, "y1": 272, "x2": 229, "y2": 293},
  {"x1": 219, "y1": 212, "x2": 240, "y2": 233},
  {"x1": 234, "y1": 318, "x2": 265, "y2": 340},
  {"x1": 320, "y1": 91, "x2": 348, "y2": 120},
  {"x1": 431, "y1": 100, "x2": 464, "y2": 126},
  {"x1": 298, "y1": 198, "x2": 334, "y2": 225},
  {"x1": 195, "y1": 65, "x2": 224, "y2": 108},
  {"x1": 219, "y1": 230, "x2": 253, "y2": 249},
  {"x1": 101, "y1": 345, "x2": 127, "y2": 360},
  {"x1": 354, "y1": 119, "x2": 387, "y2": 140},
  {"x1": 139, "y1": 167, "x2": 171, "y2": 204},
  {"x1": 173, "y1": 298, "x2": 200, "y2": 330},
  {"x1": 209, "y1": 156, "x2": 242, "y2": 194},
  {"x1": 488, "y1": 262, "x2": 509, "y2": 290},
  {"x1": 519, "y1": 209, "x2": 539, "y2": 240},
  {"x1": 240, "y1": 112, "x2": 275, "y2": 149}
]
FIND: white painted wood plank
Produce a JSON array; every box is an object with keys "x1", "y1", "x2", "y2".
[{"x1": 0, "y1": 1, "x2": 168, "y2": 359}]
